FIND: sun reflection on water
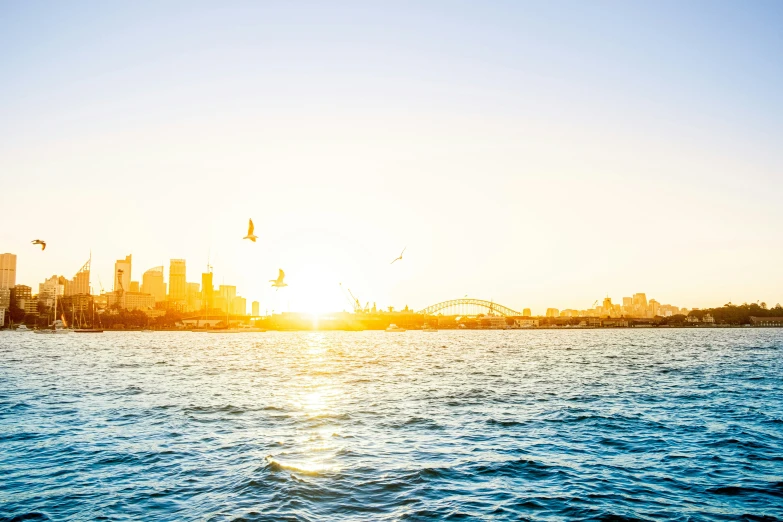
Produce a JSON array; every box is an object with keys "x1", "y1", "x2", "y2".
[{"x1": 271, "y1": 333, "x2": 344, "y2": 476}]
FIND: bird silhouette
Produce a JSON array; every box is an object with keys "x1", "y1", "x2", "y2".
[
  {"x1": 390, "y1": 247, "x2": 406, "y2": 264},
  {"x1": 31, "y1": 239, "x2": 46, "y2": 251},
  {"x1": 270, "y1": 269, "x2": 288, "y2": 290},
  {"x1": 243, "y1": 219, "x2": 258, "y2": 242}
]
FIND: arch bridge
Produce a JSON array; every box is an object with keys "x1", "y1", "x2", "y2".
[{"x1": 418, "y1": 298, "x2": 520, "y2": 317}]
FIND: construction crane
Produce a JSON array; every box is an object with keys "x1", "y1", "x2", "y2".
[
  {"x1": 339, "y1": 283, "x2": 361, "y2": 313},
  {"x1": 591, "y1": 300, "x2": 598, "y2": 309},
  {"x1": 348, "y1": 288, "x2": 363, "y2": 313},
  {"x1": 338, "y1": 283, "x2": 373, "y2": 313}
]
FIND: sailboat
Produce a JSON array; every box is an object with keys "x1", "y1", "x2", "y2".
[{"x1": 34, "y1": 283, "x2": 72, "y2": 334}]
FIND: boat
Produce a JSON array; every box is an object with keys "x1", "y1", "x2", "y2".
[
  {"x1": 34, "y1": 319, "x2": 72, "y2": 335},
  {"x1": 74, "y1": 328, "x2": 104, "y2": 333},
  {"x1": 422, "y1": 324, "x2": 438, "y2": 332},
  {"x1": 34, "y1": 286, "x2": 72, "y2": 335},
  {"x1": 207, "y1": 326, "x2": 266, "y2": 333},
  {"x1": 385, "y1": 324, "x2": 406, "y2": 332},
  {"x1": 14, "y1": 325, "x2": 30, "y2": 332}
]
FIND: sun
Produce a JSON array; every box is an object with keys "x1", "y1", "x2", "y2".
[{"x1": 287, "y1": 269, "x2": 348, "y2": 315}]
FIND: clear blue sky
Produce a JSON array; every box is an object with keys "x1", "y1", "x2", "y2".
[{"x1": 2, "y1": 1, "x2": 782, "y2": 313}]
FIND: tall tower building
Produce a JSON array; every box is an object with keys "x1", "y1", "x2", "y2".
[
  {"x1": 632, "y1": 293, "x2": 648, "y2": 315},
  {"x1": 201, "y1": 271, "x2": 213, "y2": 311},
  {"x1": 252, "y1": 301, "x2": 260, "y2": 316},
  {"x1": 169, "y1": 259, "x2": 186, "y2": 300},
  {"x1": 186, "y1": 282, "x2": 200, "y2": 312},
  {"x1": 114, "y1": 255, "x2": 132, "y2": 294},
  {"x1": 602, "y1": 297, "x2": 613, "y2": 316},
  {"x1": 0, "y1": 253, "x2": 17, "y2": 289},
  {"x1": 67, "y1": 258, "x2": 91, "y2": 295},
  {"x1": 142, "y1": 266, "x2": 167, "y2": 302}
]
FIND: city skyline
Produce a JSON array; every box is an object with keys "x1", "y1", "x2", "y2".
[
  {"x1": 0, "y1": 249, "x2": 742, "y2": 318},
  {"x1": 3, "y1": 2, "x2": 783, "y2": 314}
]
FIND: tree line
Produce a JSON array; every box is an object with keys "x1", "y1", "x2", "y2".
[{"x1": 682, "y1": 302, "x2": 783, "y2": 325}]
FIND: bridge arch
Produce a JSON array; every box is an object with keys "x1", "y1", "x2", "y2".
[{"x1": 418, "y1": 298, "x2": 520, "y2": 317}]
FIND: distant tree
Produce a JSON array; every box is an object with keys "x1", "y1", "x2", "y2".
[
  {"x1": 153, "y1": 310, "x2": 183, "y2": 328},
  {"x1": 9, "y1": 306, "x2": 25, "y2": 324},
  {"x1": 666, "y1": 314, "x2": 687, "y2": 325}
]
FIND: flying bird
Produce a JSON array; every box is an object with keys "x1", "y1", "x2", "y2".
[
  {"x1": 270, "y1": 269, "x2": 288, "y2": 290},
  {"x1": 390, "y1": 247, "x2": 406, "y2": 264},
  {"x1": 31, "y1": 239, "x2": 46, "y2": 251},
  {"x1": 243, "y1": 219, "x2": 258, "y2": 242}
]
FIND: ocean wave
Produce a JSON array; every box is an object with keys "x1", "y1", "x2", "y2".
[{"x1": 3, "y1": 330, "x2": 783, "y2": 520}]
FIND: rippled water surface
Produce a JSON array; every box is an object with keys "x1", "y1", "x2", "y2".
[{"x1": 1, "y1": 330, "x2": 782, "y2": 521}]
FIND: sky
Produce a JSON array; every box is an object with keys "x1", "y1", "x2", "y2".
[{"x1": 1, "y1": 0, "x2": 782, "y2": 314}]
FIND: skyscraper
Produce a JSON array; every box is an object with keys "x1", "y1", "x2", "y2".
[
  {"x1": 169, "y1": 259, "x2": 186, "y2": 301},
  {"x1": 142, "y1": 266, "x2": 167, "y2": 302},
  {"x1": 252, "y1": 301, "x2": 260, "y2": 316},
  {"x1": 67, "y1": 258, "x2": 91, "y2": 295},
  {"x1": 201, "y1": 271, "x2": 213, "y2": 311},
  {"x1": 186, "y1": 282, "x2": 200, "y2": 311},
  {"x1": 0, "y1": 253, "x2": 17, "y2": 289},
  {"x1": 218, "y1": 285, "x2": 237, "y2": 313},
  {"x1": 232, "y1": 296, "x2": 246, "y2": 315},
  {"x1": 114, "y1": 255, "x2": 132, "y2": 293},
  {"x1": 632, "y1": 293, "x2": 648, "y2": 315}
]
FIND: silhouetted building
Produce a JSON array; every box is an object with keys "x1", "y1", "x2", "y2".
[
  {"x1": 114, "y1": 255, "x2": 132, "y2": 294},
  {"x1": 750, "y1": 316, "x2": 783, "y2": 327},
  {"x1": 169, "y1": 259, "x2": 186, "y2": 301},
  {"x1": 66, "y1": 258, "x2": 91, "y2": 296},
  {"x1": 0, "y1": 253, "x2": 16, "y2": 289},
  {"x1": 142, "y1": 266, "x2": 167, "y2": 302},
  {"x1": 201, "y1": 271, "x2": 213, "y2": 311},
  {"x1": 39, "y1": 275, "x2": 65, "y2": 307},
  {"x1": 232, "y1": 296, "x2": 247, "y2": 315},
  {"x1": 107, "y1": 292, "x2": 155, "y2": 311},
  {"x1": 186, "y1": 282, "x2": 200, "y2": 311},
  {"x1": 0, "y1": 287, "x2": 9, "y2": 310},
  {"x1": 61, "y1": 294, "x2": 93, "y2": 314}
]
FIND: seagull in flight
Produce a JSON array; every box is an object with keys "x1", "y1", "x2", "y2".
[
  {"x1": 390, "y1": 247, "x2": 406, "y2": 265},
  {"x1": 243, "y1": 219, "x2": 258, "y2": 242},
  {"x1": 31, "y1": 239, "x2": 46, "y2": 251},
  {"x1": 269, "y1": 269, "x2": 288, "y2": 290}
]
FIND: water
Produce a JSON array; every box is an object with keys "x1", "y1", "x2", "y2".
[{"x1": 1, "y1": 330, "x2": 782, "y2": 521}]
